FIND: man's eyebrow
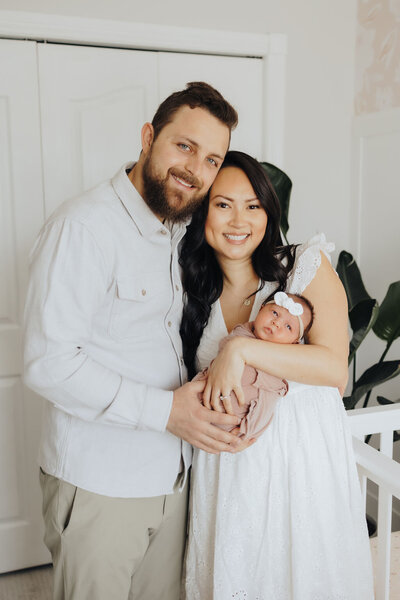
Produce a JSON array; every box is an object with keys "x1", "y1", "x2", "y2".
[{"x1": 180, "y1": 137, "x2": 224, "y2": 161}]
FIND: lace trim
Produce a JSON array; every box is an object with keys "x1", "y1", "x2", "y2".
[{"x1": 287, "y1": 233, "x2": 335, "y2": 295}]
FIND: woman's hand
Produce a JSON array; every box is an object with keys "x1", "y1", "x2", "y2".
[{"x1": 202, "y1": 337, "x2": 246, "y2": 414}]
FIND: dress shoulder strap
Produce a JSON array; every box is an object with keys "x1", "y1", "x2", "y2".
[{"x1": 286, "y1": 233, "x2": 335, "y2": 295}]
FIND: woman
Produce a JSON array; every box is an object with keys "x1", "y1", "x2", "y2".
[{"x1": 180, "y1": 151, "x2": 374, "y2": 599}]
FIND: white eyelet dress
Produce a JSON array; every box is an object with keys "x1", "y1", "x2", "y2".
[{"x1": 183, "y1": 235, "x2": 374, "y2": 600}]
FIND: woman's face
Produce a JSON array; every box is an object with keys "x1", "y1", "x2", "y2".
[{"x1": 205, "y1": 167, "x2": 268, "y2": 262}]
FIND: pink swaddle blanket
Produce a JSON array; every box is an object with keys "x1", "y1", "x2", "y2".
[{"x1": 194, "y1": 323, "x2": 288, "y2": 440}]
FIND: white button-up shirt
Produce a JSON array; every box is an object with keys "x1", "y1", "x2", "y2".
[{"x1": 24, "y1": 163, "x2": 192, "y2": 497}]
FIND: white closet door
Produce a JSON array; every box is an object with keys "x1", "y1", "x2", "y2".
[
  {"x1": 0, "y1": 40, "x2": 49, "y2": 573},
  {"x1": 158, "y1": 52, "x2": 264, "y2": 159},
  {"x1": 38, "y1": 44, "x2": 159, "y2": 216},
  {"x1": 3, "y1": 42, "x2": 265, "y2": 574}
]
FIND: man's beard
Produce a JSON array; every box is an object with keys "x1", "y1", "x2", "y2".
[{"x1": 142, "y1": 152, "x2": 207, "y2": 223}]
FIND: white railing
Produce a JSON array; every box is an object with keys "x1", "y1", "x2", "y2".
[{"x1": 348, "y1": 404, "x2": 400, "y2": 600}]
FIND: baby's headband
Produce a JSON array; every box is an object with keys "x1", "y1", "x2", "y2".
[{"x1": 265, "y1": 291, "x2": 304, "y2": 340}]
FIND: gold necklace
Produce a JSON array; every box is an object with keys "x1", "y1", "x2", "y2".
[
  {"x1": 221, "y1": 277, "x2": 258, "y2": 331},
  {"x1": 223, "y1": 278, "x2": 258, "y2": 308}
]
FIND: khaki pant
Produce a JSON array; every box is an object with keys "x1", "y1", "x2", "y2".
[{"x1": 39, "y1": 469, "x2": 189, "y2": 600}]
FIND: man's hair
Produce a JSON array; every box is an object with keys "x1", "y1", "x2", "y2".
[{"x1": 151, "y1": 81, "x2": 238, "y2": 139}]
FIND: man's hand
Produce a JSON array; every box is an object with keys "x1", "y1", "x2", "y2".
[{"x1": 167, "y1": 380, "x2": 253, "y2": 454}]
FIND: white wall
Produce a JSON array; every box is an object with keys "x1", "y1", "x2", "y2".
[
  {"x1": 353, "y1": 0, "x2": 400, "y2": 529},
  {"x1": 0, "y1": 0, "x2": 357, "y2": 256},
  {"x1": 355, "y1": 0, "x2": 400, "y2": 115},
  {"x1": 352, "y1": 1, "x2": 400, "y2": 406}
]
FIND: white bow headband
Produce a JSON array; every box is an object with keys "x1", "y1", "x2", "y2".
[{"x1": 265, "y1": 291, "x2": 304, "y2": 340}]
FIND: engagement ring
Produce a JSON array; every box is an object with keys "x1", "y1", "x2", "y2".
[{"x1": 219, "y1": 395, "x2": 230, "y2": 401}]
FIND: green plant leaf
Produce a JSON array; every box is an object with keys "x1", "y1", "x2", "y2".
[
  {"x1": 342, "y1": 395, "x2": 358, "y2": 410},
  {"x1": 350, "y1": 360, "x2": 400, "y2": 405},
  {"x1": 376, "y1": 395, "x2": 400, "y2": 405},
  {"x1": 336, "y1": 251, "x2": 379, "y2": 363},
  {"x1": 260, "y1": 162, "x2": 292, "y2": 241},
  {"x1": 372, "y1": 281, "x2": 400, "y2": 347},
  {"x1": 348, "y1": 300, "x2": 379, "y2": 364},
  {"x1": 336, "y1": 251, "x2": 370, "y2": 309}
]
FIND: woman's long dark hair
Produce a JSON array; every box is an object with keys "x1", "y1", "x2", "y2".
[{"x1": 179, "y1": 150, "x2": 297, "y2": 378}]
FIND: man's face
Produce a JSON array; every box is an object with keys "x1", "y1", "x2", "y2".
[{"x1": 141, "y1": 105, "x2": 230, "y2": 222}]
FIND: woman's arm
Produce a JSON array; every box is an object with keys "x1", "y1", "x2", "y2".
[{"x1": 203, "y1": 253, "x2": 349, "y2": 410}]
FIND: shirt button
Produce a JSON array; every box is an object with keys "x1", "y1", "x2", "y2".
[
  {"x1": 141, "y1": 289, "x2": 146, "y2": 296},
  {"x1": 180, "y1": 358, "x2": 184, "y2": 366},
  {"x1": 160, "y1": 229, "x2": 167, "y2": 235},
  {"x1": 168, "y1": 321, "x2": 172, "y2": 327},
  {"x1": 175, "y1": 284, "x2": 179, "y2": 291}
]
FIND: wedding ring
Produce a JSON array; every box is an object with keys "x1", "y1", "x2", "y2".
[{"x1": 219, "y1": 395, "x2": 230, "y2": 401}]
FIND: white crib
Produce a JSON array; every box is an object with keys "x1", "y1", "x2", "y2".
[{"x1": 348, "y1": 404, "x2": 400, "y2": 600}]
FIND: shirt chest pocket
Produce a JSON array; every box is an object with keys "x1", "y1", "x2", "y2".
[{"x1": 109, "y1": 275, "x2": 169, "y2": 340}]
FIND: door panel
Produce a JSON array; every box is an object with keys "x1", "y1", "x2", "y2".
[
  {"x1": 0, "y1": 379, "x2": 21, "y2": 520},
  {"x1": 0, "y1": 39, "x2": 49, "y2": 573},
  {"x1": 158, "y1": 52, "x2": 264, "y2": 158},
  {"x1": 0, "y1": 39, "x2": 265, "y2": 573},
  {"x1": 38, "y1": 43, "x2": 159, "y2": 215}
]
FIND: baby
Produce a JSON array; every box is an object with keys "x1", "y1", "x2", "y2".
[{"x1": 195, "y1": 291, "x2": 314, "y2": 440}]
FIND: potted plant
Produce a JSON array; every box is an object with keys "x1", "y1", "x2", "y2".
[
  {"x1": 336, "y1": 251, "x2": 400, "y2": 422},
  {"x1": 261, "y1": 161, "x2": 400, "y2": 425}
]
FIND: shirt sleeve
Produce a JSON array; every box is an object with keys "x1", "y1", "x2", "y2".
[{"x1": 23, "y1": 218, "x2": 173, "y2": 433}]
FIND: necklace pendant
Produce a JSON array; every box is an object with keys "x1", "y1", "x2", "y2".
[{"x1": 243, "y1": 298, "x2": 251, "y2": 307}]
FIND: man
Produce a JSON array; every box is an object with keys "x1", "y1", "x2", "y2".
[{"x1": 24, "y1": 82, "x2": 243, "y2": 600}]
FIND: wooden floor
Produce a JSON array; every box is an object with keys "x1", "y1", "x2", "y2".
[
  {"x1": 370, "y1": 531, "x2": 400, "y2": 599},
  {"x1": 0, "y1": 536, "x2": 399, "y2": 600},
  {"x1": 0, "y1": 564, "x2": 52, "y2": 600}
]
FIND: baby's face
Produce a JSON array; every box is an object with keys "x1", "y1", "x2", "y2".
[{"x1": 253, "y1": 302, "x2": 304, "y2": 344}]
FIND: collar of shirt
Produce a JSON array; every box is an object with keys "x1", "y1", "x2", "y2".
[{"x1": 111, "y1": 162, "x2": 189, "y2": 239}]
